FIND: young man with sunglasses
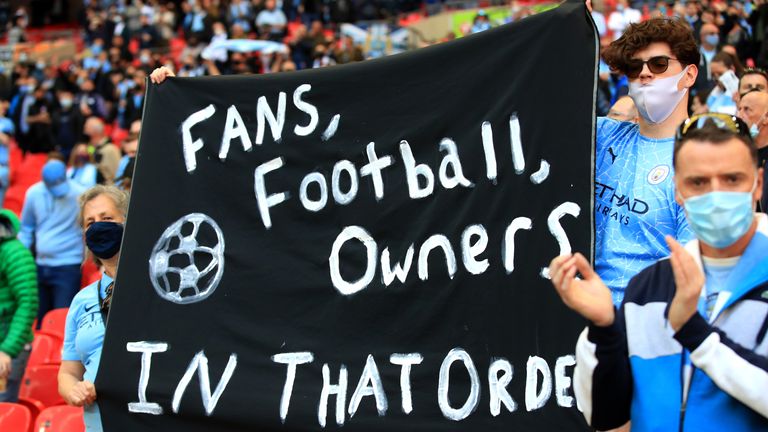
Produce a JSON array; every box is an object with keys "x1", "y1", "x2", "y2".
[
  {"x1": 551, "y1": 113, "x2": 768, "y2": 431},
  {"x1": 596, "y1": 18, "x2": 699, "y2": 304}
]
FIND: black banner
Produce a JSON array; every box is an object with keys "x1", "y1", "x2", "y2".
[{"x1": 98, "y1": 2, "x2": 596, "y2": 430}]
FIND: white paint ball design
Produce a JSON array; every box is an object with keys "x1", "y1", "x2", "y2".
[
  {"x1": 127, "y1": 342, "x2": 168, "y2": 415},
  {"x1": 525, "y1": 356, "x2": 552, "y2": 412},
  {"x1": 181, "y1": 104, "x2": 216, "y2": 173},
  {"x1": 321, "y1": 114, "x2": 341, "y2": 141},
  {"x1": 272, "y1": 352, "x2": 314, "y2": 423},
  {"x1": 171, "y1": 351, "x2": 238, "y2": 416},
  {"x1": 319, "y1": 364, "x2": 348, "y2": 427},
  {"x1": 329, "y1": 226, "x2": 377, "y2": 295},
  {"x1": 389, "y1": 353, "x2": 423, "y2": 414},
  {"x1": 149, "y1": 213, "x2": 225, "y2": 305},
  {"x1": 293, "y1": 84, "x2": 319, "y2": 137},
  {"x1": 461, "y1": 224, "x2": 489, "y2": 275},
  {"x1": 438, "y1": 348, "x2": 480, "y2": 421},
  {"x1": 488, "y1": 358, "x2": 516, "y2": 416},
  {"x1": 348, "y1": 355, "x2": 388, "y2": 418},
  {"x1": 381, "y1": 245, "x2": 414, "y2": 286},
  {"x1": 529, "y1": 159, "x2": 550, "y2": 184}
]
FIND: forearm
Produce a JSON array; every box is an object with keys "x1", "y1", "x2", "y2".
[
  {"x1": 58, "y1": 370, "x2": 83, "y2": 405},
  {"x1": 575, "y1": 322, "x2": 633, "y2": 430},
  {"x1": 675, "y1": 313, "x2": 768, "y2": 417}
]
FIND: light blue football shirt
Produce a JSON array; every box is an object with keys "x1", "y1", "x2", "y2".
[{"x1": 595, "y1": 117, "x2": 694, "y2": 304}]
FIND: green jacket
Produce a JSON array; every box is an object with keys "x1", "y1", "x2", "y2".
[{"x1": 0, "y1": 209, "x2": 38, "y2": 357}]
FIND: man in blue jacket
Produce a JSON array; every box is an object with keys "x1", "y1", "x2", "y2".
[
  {"x1": 19, "y1": 159, "x2": 86, "y2": 325},
  {"x1": 550, "y1": 114, "x2": 767, "y2": 431}
]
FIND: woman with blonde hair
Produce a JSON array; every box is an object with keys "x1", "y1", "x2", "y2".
[{"x1": 58, "y1": 185, "x2": 128, "y2": 431}]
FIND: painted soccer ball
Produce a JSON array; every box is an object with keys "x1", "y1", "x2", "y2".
[{"x1": 149, "y1": 213, "x2": 225, "y2": 304}]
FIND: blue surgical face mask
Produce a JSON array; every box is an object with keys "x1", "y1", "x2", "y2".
[
  {"x1": 750, "y1": 123, "x2": 760, "y2": 137},
  {"x1": 705, "y1": 34, "x2": 720, "y2": 47},
  {"x1": 680, "y1": 179, "x2": 757, "y2": 248},
  {"x1": 85, "y1": 221, "x2": 124, "y2": 259}
]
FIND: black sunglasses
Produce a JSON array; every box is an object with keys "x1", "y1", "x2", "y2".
[
  {"x1": 625, "y1": 56, "x2": 681, "y2": 79},
  {"x1": 676, "y1": 113, "x2": 751, "y2": 141}
]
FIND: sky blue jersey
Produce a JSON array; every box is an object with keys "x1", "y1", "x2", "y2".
[{"x1": 595, "y1": 117, "x2": 693, "y2": 304}]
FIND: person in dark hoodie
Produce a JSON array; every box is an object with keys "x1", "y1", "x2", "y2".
[{"x1": 0, "y1": 208, "x2": 38, "y2": 402}]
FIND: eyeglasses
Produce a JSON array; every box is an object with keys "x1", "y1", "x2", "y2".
[
  {"x1": 676, "y1": 113, "x2": 751, "y2": 141},
  {"x1": 625, "y1": 56, "x2": 681, "y2": 79}
]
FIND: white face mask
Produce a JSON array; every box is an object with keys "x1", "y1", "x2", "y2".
[{"x1": 628, "y1": 66, "x2": 690, "y2": 124}]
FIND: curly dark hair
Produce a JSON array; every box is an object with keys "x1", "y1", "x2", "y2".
[{"x1": 602, "y1": 18, "x2": 700, "y2": 76}]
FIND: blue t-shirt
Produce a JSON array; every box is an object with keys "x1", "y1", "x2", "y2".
[
  {"x1": 701, "y1": 255, "x2": 738, "y2": 320},
  {"x1": 595, "y1": 117, "x2": 693, "y2": 304},
  {"x1": 62, "y1": 273, "x2": 112, "y2": 431}
]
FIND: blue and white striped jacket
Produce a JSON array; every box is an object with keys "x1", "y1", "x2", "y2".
[{"x1": 574, "y1": 213, "x2": 768, "y2": 432}]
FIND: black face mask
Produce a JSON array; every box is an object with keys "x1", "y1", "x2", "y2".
[{"x1": 86, "y1": 221, "x2": 124, "y2": 259}]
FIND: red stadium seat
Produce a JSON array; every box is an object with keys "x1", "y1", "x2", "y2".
[
  {"x1": 35, "y1": 406, "x2": 84, "y2": 432},
  {"x1": 0, "y1": 402, "x2": 32, "y2": 432},
  {"x1": 18, "y1": 365, "x2": 66, "y2": 408},
  {"x1": 17, "y1": 397, "x2": 45, "y2": 431},
  {"x1": 28, "y1": 333, "x2": 64, "y2": 367},
  {"x1": 39, "y1": 308, "x2": 69, "y2": 340}
]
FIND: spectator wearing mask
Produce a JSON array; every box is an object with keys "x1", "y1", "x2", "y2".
[
  {"x1": 607, "y1": 0, "x2": 641, "y2": 40},
  {"x1": 59, "y1": 185, "x2": 128, "y2": 432},
  {"x1": 550, "y1": 114, "x2": 768, "y2": 431},
  {"x1": 695, "y1": 23, "x2": 721, "y2": 93},
  {"x1": 683, "y1": 0, "x2": 701, "y2": 37},
  {"x1": 52, "y1": 90, "x2": 85, "y2": 161},
  {"x1": 707, "y1": 52, "x2": 740, "y2": 115},
  {"x1": 596, "y1": 18, "x2": 697, "y2": 303},
  {"x1": 0, "y1": 208, "x2": 37, "y2": 403},
  {"x1": 76, "y1": 80, "x2": 108, "y2": 120},
  {"x1": 19, "y1": 160, "x2": 86, "y2": 326},
  {"x1": 22, "y1": 85, "x2": 55, "y2": 154},
  {"x1": 67, "y1": 144, "x2": 98, "y2": 188},
  {"x1": 737, "y1": 90, "x2": 768, "y2": 139},
  {"x1": 136, "y1": 13, "x2": 161, "y2": 50},
  {"x1": 83, "y1": 117, "x2": 120, "y2": 185}
]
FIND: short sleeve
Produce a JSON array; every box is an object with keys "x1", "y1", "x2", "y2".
[{"x1": 61, "y1": 301, "x2": 81, "y2": 362}]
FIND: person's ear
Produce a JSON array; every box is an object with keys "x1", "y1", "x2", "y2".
[
  {"x1": 683, "y1": 64, "x2": 698, "y2": 89},
  {"x1": 756, "y1": 167, "x2": 764, "y2": 204}
]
